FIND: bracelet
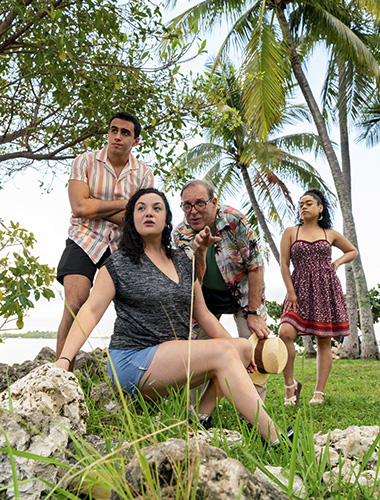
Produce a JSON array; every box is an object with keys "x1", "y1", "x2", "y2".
[{"x1": 59, "y1": 356, "x2": 71, "y2": 364}]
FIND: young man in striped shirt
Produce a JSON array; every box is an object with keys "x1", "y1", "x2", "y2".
[{"x1": 56, "y1": 112, "x2": 154, "y2": 368}]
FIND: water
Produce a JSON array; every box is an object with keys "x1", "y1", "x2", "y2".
[
  {"x1": 0, "y1": 316, "x2": 238, "y2": 366},
  {"x1": 0, "y1": 337, "x2": 109, "y2": 365}
]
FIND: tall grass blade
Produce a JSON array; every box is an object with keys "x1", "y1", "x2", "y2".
[
  {"x1": 287, "y1": 410, "x2": 300, "y2": 496},
  {"x1": 6, "y1": 365, "x2": 13, "y2": 412},
  {"x1": 351, "y1": 429, "x2": 380, "y2": 490},
  {"x1": 1, "y1": 426, "x2": 20, "y2": 499}
]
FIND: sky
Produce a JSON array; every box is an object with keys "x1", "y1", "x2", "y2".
[{"x1": 1, "y1": 0, "x2": 379, "y2": 340}]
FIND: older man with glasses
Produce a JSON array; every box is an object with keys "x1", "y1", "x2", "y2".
[{"x1": 174, "y1": 179, "x2": 270, "y2": 405}]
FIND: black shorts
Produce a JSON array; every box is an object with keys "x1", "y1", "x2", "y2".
[{"x1": 56, "y1": 239, "x2": 111, "y2": 286}]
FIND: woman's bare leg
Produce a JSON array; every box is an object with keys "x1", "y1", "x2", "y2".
[
  {"x1": 314, "y1": 337, "x2": 332, "y2": 396},
  {"x1": 138, "y1": 337, "x2": 279, "y2": 443},
  {"x1": 195, "y1": 379, "x2": 219, "y2": 415},
  {"x1": 279, "y1": 323, "x2": 298, "y2": 399}
]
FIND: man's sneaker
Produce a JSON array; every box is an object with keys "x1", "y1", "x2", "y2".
[
  {"x1": 188, "y1": 410, "x2": 213, "y2": 430},
  {"x1": 261, "y1": 426, "x2": 294, "y2": 451},
  {"x1": 199, "y1": 414, "x2": 213, "y2": 430}
]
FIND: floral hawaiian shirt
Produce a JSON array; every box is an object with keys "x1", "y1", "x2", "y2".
[{"x1": 173, "y1": 205, "x2": 266, "y2": 317}]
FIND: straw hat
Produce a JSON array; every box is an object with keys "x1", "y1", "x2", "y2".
[{"x1": 247, "y1": 334, "x2": 288, "y2": 385}]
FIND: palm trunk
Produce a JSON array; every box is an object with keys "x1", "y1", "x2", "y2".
[
  {"x1": 240, "y1": 162, "x2": 316, "y2": 355},
  {"x1": 337, "y1": 59, "x2": 360, "y2": 359},
  {"x1": 303, "y1": 336, "x2": 317, "y2": 357},
  {"x1": 239, "y1": 163, "x2": 280, "y2": 263},
  {"x1": 276, "y1": 5, "x2": 379, "y2": 360},
  {"x1": 340, "y1": 263, "x2": 360, "y2": 358}
]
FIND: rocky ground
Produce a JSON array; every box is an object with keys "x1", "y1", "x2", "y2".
[{"x1": 0, "y1": 348, "x2": 379, "y2": 499}]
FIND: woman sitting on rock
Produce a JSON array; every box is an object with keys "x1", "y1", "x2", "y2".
[{"x1": 55, "y1": 188, "x2": 282, "y2": 445}]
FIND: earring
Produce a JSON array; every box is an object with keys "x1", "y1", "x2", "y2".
[{"x1": 318, "y1": 214, "x2": 323, "y2": 221}]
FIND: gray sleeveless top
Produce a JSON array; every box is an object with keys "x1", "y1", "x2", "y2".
[{"x1": 106, "y1": 249, "x2": 194, "y2": 350}]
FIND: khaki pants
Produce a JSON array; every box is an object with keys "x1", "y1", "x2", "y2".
[{"x1": 190, "y1": 308, "x2": 267, "y2": 406}]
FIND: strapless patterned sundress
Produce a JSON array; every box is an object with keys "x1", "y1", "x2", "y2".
[{"x1": 280, "y1": 234, "x2": 349, "y2": 338}]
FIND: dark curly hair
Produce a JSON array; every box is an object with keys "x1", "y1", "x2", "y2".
[
  {"x1": 108, "y1": 112, "x2": 141, "y2": 138},
  {"x1": 297, "y1": 188, "x2": 333, "y2": 229},
  {"x1": 120, "y1": 188, "x2": 173, "y2": 265}
]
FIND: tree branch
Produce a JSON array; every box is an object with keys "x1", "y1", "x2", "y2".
[{"x1": 0, "y1": 0, "x2": 65, "y2": 53}]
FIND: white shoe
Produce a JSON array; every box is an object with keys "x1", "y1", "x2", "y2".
[{"x1": 284, "y1": 380, "x2": 302, "y2": 406}]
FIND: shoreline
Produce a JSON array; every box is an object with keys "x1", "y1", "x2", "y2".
[{"x1": 0, "y1": 337, "x2": 109, "y2": 365}]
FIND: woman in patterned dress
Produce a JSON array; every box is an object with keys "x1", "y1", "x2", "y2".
[{"x1": 279, "y1": 189, "x2": 357, "y2": 405}]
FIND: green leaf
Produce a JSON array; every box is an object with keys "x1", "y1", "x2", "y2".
[
  {"x1": 58, "y1": 50, "x2": 66, "y2": 61},
  {"x1": 198, "y1": 39, "x2": 207, "y2": 53}
]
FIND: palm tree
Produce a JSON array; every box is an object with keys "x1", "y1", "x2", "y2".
[
  {"x1": 171, "y1": 61, "x2": 330, "y2": 263},
  {"x1": 358, "y1": 98, "x2": 380, "y2": 145},
  {"x1": 318, "y1": 57, "x2": 376, "y2": 356},
  {"x1": 294, "y1": 2, "x2": 380, "y2": 357},
  {"x1": 305, "y1": 4, "x2": 378, "y2": 358},
  {"x1": 171, "y1": 61, "x2": 332, "y2": 355},
  {"x1": 166, "y1": 0, "x2": 379, "y2": 359}
]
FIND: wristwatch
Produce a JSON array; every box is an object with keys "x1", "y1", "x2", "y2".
[{"x1": 246, "y1": 308, "x2": 262, "y2": 316}]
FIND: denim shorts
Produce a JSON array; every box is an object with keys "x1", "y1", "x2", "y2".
[{"x1": 107, "y1": 346, "x2": 159, "y2": 396}]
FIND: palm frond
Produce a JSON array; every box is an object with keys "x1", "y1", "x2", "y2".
[
  {"x1": 203, "y1": 161, "x2": 243, "y2": 200},
  {"x1": 276, "y1": 104, "x2": 314, "y2": 128},
  {"x1": 357, "y1": 100, "x2": 380, "y2": 146},
  {"x1": 174, "y1": 143, "x2": 226, "y2": 172},
  {"x1": 247, "y1": 144, "x2": 334, "y2": 196},
  {"x1": 211, "y1": 3, "x2": 263, "y2": 70},
  {"x1": 165, "y1": 0, "x2": 253, "y2": 38},
  {"x1": 268, "y1": 133, "x2": 326, "y2": 159},
  {"x1": 322, "y1": 55, "x2": 376, "y2": 127},
  {"x1": 242, "y1": 16, "x2": 290, "y2": 139},
  {"x1": 249, "y1": 168, "x2": 295, "y2": 218},
  {"x1": 298, "y1": 1, "x2": 380, "y2": 78},
  {"x1": 356, "y1": 0, "x2": 380, "y2": 21}
]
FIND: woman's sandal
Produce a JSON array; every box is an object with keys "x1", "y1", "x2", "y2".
[
  {"x1": 309, "y1": 391, "x2": 325, "y2": 405},
  {"x1": 284, "y1": 380, "x2": 302, "y2": 406}
]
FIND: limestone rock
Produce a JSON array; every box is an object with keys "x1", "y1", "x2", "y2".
[
  {"x1": 0, "y1": 363, "x2": 17, "y2": 393},
  {"x1": 255, "y1": 466, "x2": 305, "y2": 497},
  {"x1": 315, "y1": 425, "x2": 379, "y2": 490},
  {"x1": 0, "y1": 363, "x2": 89, "y2": 434},
  {"x1": 68, "y1": 434, "x2": 129, "y2": 457},
  {"x1": 188, "y1": 427, "x2": 244, "y2": 446},
  {"x1": 34, "y1": 346, "x2": 56, "y2": 362},
  {"x1": 0, "y1": 410, "x2": 71, "y2": 500},
  {"x1": 11, "y1": 359, "x2": 42, "y2": 379},
  {"x1": 90, "y1": 380, "x2": 121, "y2": 413},
  {"x1": 74, "y1": 348, "x2": 107, "y2": 377},
  {"x1": 110, "y1": 438, "x2": 289, "y2": 500},
  {"x1": 0, "y1": 363, "x2": 89, "y2": 499},
  {"x1": 0, "y1": 346, "x2": 54, "y2": 389}
]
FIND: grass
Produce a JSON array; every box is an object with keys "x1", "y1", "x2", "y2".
[
  {"x1": 265, "y1": 356, "x2": 380, "y2": 432},
  {"x1": 75, "y1": 354, "x2": 380, "y2": 499},
  {"x1": 1, "y1": 354, "x2": 380, "y2": 499}
]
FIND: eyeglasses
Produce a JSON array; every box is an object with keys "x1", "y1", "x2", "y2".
[{"x1": 180, "y1": 198, "x2": 213, "y2": 213}]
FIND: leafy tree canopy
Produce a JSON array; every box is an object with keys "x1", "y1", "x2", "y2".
[
  {"x1": 3, "y1": 330, "x2": 56, "y2": 338},
  {"x1": 165, "y1": 61, "x2": 333, "y2": 258},
  {"x1": 358, "y1": 284, "x2": 380, "y2": 327},
  {"x1": 0, "y1": 219, "x2": 55, "y2": 331},
  {"x1": 0, "y1": 0, "x2": 206, "y2": 185}
]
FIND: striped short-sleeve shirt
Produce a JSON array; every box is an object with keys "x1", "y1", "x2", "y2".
[{"x1": 67, "y1": 146, "x2": 154, "y2": 263}]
